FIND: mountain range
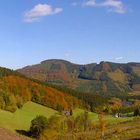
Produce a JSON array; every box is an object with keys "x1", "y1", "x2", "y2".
[{"x1": 18, "y1": 59, "x2": 140, "y2": 95}]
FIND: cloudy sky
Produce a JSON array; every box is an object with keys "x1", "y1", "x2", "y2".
[{"x1": 0, "y1": 0, "x2": 139, "y2": 69}]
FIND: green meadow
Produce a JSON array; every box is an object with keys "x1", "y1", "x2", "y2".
[
  {"x1": 73, "y1": 108, "x2": 133, "y2": 125},
  {"x1": 0, "y1": 102, "x2": 134, "y2": 134},
  {"x1": 0, "y1": 101, "x2": 58, "y2": 131}
]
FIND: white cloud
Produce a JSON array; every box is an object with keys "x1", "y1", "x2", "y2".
[
  {"x1": 84, "y1": 0, "x2": 96, "y2": 6},
  {"x1": 115, "y1": 57, "x2": 123, "y2": 60},
  {"x1": 24, "y1": 4, "x2": 63, "y2": 23},
  {"x1": 101, "y1": 0, "x2": 126, "y2": 13},
  {"x1": 84, "y1": 0, "x2": 126, "y2": 14}
]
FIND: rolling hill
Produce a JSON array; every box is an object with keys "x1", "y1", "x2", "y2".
[{"x1": 18, "y1": 59, "x2": 140, "y2": 95}]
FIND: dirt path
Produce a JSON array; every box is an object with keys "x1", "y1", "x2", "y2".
[{"x1": 0, "y1": 128, "x2": 31, "y2": 140}]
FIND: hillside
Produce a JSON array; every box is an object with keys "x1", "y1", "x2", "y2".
[
  {"x1": 0, "y1": 101, "x2": 58, "y2": 131},
  {"x1": 0, "y1": 67, "x2": 80, "y2": 113},
  {"x1": 0, "y1": 101, "x2": 138, "y2": 140},
  {"x1": 18, "y1": 59, "x2": 140, "y2": 95}
]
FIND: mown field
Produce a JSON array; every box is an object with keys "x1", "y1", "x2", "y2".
[{"x1": 0, "y1": 101, "x2": 58, "y2": 131}]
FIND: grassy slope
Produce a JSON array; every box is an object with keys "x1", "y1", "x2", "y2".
[
  {"x1": 105, "y1": 118, "x2": 140, "y2": 140},
  {"x1": 0, "y1": 101, "x2": 58, "y2": 131},
  {"x1": 72, "y1": 118, "x2": 140, "y2": 140},
  {"x1": 72, "y1": 109, "x2": 140, "y2": 140},
  {"x1": 0, "y1": 102, "x2": 137, "y2": 140},
  {"x1": 0, "y1": 103, "x2": 133, "y2": 132},
  {"x1": 73, "y1": 108, "x2": 133, "y2": 125}
]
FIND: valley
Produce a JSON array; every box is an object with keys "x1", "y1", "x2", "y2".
[
  {"x1": 0, "y1": 1, "x2": 139, "y2": 139},
  {"x1": 0, "y1": 62, "x2": 140, "y2": 140}
]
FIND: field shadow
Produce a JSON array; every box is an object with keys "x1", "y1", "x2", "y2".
[{"x1": 16, "y1": 129, "x2": 32, "y2": 137}]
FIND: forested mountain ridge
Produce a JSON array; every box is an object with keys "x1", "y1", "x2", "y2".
[
  {"x1": 0, "y1": 66, "x2": 81, "y2": 112},
  {"x1": 18, "y1": 59, "x2": 140, "y2": 95}
]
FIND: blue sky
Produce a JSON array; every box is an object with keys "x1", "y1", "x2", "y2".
[{"x1": 0, "y1": 0, "x2": 139, "y2": 69}]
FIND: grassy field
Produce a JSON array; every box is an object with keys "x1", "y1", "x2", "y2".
[
  {"x1": 0, "y1": 101, "x2": 58, "y2": 131},
  {"x1": 0, "y1": 103, "x2": 134, "y2": 131},
  {"x1": 0, "y1": 102, "x2": 137, "y2": 140},
  {"x1": 64, "y1": 118, "x2": 140, "y2": 140},
  {"x1": 73, "y1": 108, "x2": 133, "y2": 125},
  {"x1": 59, "y1": 109, "x2": 140, "y2": 140}
]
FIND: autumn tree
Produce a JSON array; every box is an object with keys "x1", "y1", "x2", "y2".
[
  {"x1": 134, "y1": 107, "x2": 140, "y2": 116},
  {"x1": 98, "y1": 112, "x2": 106, "y2": 138}
]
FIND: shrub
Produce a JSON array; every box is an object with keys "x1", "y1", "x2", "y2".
[
  {"x1": 30, "y1": 115, "x2": 48, "y2": 138},
  {"x1": 134, "y1": 107, "x2": 140, "y2": 116}
]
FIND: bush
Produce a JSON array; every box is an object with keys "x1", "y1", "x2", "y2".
[
  {"x1": 134, "y1": 107, "x2": 140, "y2": 116},
  {"x1": 5, "y1": 105, "x2": 17, "y2": 113},
  {"x1": 30, "y1": 115, "x2": 48, "y2": 138}
]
